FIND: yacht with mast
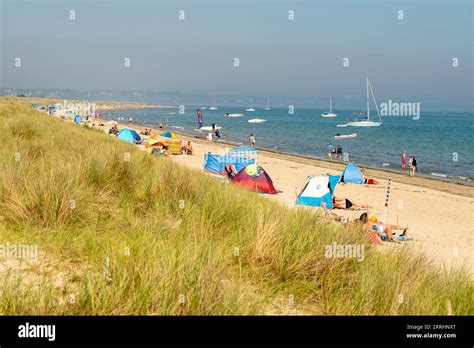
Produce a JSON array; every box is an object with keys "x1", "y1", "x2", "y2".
[
  {"x1": 347, "y1": 78, "x2": 382, "y2": 127},
  {"x1": 321, "y1": 96, "x2": 337, "y2": 118}
]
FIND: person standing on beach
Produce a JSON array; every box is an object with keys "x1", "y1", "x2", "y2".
[
  {"x1": 409, "y1": 155, "x2": 417, "y2": 177},
  {"x1": 401, "y1": 151, "x2": 407, "y2": 169},
  {"x1": 197, "y1": 109, "x2": 203, "y2": 128},
  {"x1": 249, "y1": 134, "x2": 256, "y2": 147},
  {"x1": 411, "y1": 156, "x2": 417, "y2": 176},
  {"x1": 327, "y1": 143, "x2": 335, "y2": 160},
  {"x1": 336, "y1": 145, "x2": 343, "y2": 161}
]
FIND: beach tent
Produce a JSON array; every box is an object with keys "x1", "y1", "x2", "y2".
[
  {"x1": 296, "y1": 175, "x2": 340, "y2": 208},
  {"x1": 341, "y1": 162, "x2": 364, "y2": 184},
  {"x1": 117, "y1": 129, "x2": 141, "y2": 144},
  {"x1": 232, "y1": 164, "x2": 277, "y2": 194},
  {"x1": 74, "y1": 115, "x2": 82, "y2": 123},
  {"x1": 161, "y1": 131, "x2": 177, "y2": 139},
  {"x1": 203, "y1": 152, "x2": 255, "y2": 176}
]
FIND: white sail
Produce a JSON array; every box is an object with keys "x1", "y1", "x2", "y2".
[{"x1": 264, "y1": 97, "x2": 272, "y2": 111}]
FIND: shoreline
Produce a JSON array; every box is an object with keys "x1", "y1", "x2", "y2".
[
  {"x1": 124, "y1": 119, "x2": 474, "y2": 198},
  {"x1": 103, "y1": 111, "x2": 473, "y2": 189}
]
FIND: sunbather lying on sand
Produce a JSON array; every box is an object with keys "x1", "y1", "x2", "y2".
[
  {"x1": 360, "y1": 169, "x2": 379, "y2": 185},
  {"x1": 359, "y1": 213, "x2": 408, "y2": 242},
  {"x1": 332, "y1": 196, "x2": 371, "y2": 210}
]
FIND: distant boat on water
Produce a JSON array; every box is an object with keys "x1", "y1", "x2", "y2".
[
  {"x1": 248, "y1": 118, "x2": 266, "y2": 123},
  {"x1": 209, "y1": 99, "x2": 218, "y2": 110},
  {"x1": 264, "y1": 97, "x2": 272, "y2": 111},
  {"x1": 346, "y1": 78, "x2": 382, "y2": 127},
  {"x1": 335, "y1": 133, "x2": 357, "y2": 139},
  {"x1": 321, "y1": 96, "x2": 337, "y2": 118},
  {"x1": 225, "y1": 113, "x2": 243, "y2": 117},
  {"x1": 246, "y1": 98, "x2": 255, "y2": 112}
]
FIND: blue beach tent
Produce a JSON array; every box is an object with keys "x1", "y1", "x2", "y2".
[
  {"x1": 203, "y1": 152, "x2": 255, "y2": 177},
  {"x1": 296, "y1": 175, "x2": 340, "y2": 208},
  {"x1": 341, "y1": 162, "x2": 364, "y2": 184},
  {"x1": 117, "y1": 129, "x2": 141, "y2": 144},
  {"x1": 74, "y1": 115, "x2": 82, "y2": 123}
]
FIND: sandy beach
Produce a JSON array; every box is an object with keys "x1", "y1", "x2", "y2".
[{"x1": 83, "y1": 117, "x2": 474, "y2": 274}]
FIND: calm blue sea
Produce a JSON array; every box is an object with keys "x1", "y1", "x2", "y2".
[{"x1": 102, "y1": 107, "x2": 474, "y2": 183}]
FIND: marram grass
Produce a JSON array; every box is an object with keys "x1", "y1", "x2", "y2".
[{"x1": 0, "y1": 99, "x2": 472, "y2": 315}]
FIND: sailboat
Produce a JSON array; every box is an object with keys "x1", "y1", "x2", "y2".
[
  {"x1": 246, "y1": 98, "x2": 255, "y2": 112},
  {"x1": 264, "y1": 97, "x2": 272, "y2": 111},
  {"x1": 209, "y1": 99, "x2": 218, "y2": 110},
  {"x1": 321, "y1": 97, "x2": 337, "y2": 118},
  {"x1": 346, "y1": 78, "x2": 382, "y2": 127}
]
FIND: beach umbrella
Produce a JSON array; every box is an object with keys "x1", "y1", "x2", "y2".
[
  {"x1": 147, "y1": 138, "x2": 163, "y2": 146},
  {"x1": 160, "y1": 131, "x2": 177, "y2": 139}
]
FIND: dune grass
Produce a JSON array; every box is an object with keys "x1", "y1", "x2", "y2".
[{"x1": 0, "y1": 98, "x2": 472, "y2": 315}]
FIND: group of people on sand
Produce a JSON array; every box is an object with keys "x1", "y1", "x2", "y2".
[
  {"x1": 207, "y1": 124, "x2": 221, "y2": 142},
  {"x1": 401, "y1": 151, "x2": 418, "y2": 177},
  {"x1": 326, "y1": 198, "x2": 409, "y2": 244},
  {"x1": 327, "y1": 143, "x2": 343, "y2": 161},
  {"x1": 359, "y1": 213, "x2": 408, "y2": 243},
  {"x1": 108, "y1": 124, "x2": 119, "y2": 135},
  {"x1": 140, "y1": 128, "x2": 152, "y2": 136}
]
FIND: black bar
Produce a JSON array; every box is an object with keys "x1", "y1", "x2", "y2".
[{"x1": 0, "y1": 316, "x2": 472, "y2": 346}]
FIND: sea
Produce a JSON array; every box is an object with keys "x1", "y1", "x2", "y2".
[{"x1": 101, "y1": 107, "x2": 474, "y2": 184}]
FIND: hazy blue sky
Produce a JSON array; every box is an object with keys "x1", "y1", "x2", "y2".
[{"x1": 1, "y1": 0, "x2": 472, "y2": 110}]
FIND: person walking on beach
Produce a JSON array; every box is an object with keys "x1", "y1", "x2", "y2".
[
  {"x1": 401, "y1": 151, "x2": 407, "y2": 169},
  {"x1": 249, "y1": 134, "x2": 256, "y2": 147},
  {"x1": 159, "y1": 122, "x2": 163, "y2": 130},
  {"x1": 197, "y1": 109, "x2": 203, "y2": 128}
]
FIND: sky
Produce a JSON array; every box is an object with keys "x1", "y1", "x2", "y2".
[{"x1": 1, "y1": 0, "x2": 473, "y2": 111}]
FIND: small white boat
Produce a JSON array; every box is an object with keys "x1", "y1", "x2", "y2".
[
  {"x1": 336, "y1": 124, "x2": 348, "y2": 128},
  {"x1": 248, "y1": 118, "x2": 266, "y2": 123},
  {"x1": 334, "y1": 133, "x2": 357, "y2": 139},
  {"x1": 225, "y1": 113, "x2": 243, "y2": 117},
  {"x1": 200, "y1": 126, "x2": 222, "y2": 131},
  {"x1": 321, "y1": 96, "x2": 337, "y2": 118},
  {"x1": 246, "y1": 98, "x2": 255, "y2": 112}
]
